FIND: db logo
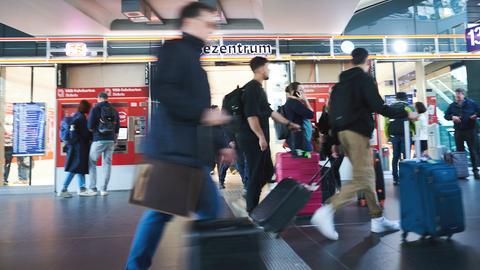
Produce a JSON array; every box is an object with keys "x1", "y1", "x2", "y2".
[
  {"x1": 119, "y1": 111, "x2": 127, "y2": 123},
  {"x1": 58, "y1": 89, "x2": 65, "y2": 98}
]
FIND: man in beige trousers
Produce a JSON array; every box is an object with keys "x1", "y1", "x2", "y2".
[{"x1": 311, "y1": 48, "x2": 418, "y2": 240}]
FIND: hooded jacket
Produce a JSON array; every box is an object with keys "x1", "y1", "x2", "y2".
[{"x1": 334, "y1": 67, "x2": 409, "y2": 138}]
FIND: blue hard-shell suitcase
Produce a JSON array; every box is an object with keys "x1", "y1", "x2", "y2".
[{"x1": 399, "y1": 160, "x2": 465, "y2": 241}]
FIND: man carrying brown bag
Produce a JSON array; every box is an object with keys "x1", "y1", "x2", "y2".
[{"x1": 126, "y1": 3, "x2": 235, "y2": 269}]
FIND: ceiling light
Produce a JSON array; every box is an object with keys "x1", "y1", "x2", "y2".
[
  {"x1": 340, "y1": 40, "x2": 355, "y2": 54},
  {"x1": 393, "y1": 40, "x2": 408, "y2": 53}
]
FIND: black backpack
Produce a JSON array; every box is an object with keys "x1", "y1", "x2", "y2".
[
  {"x1": 98, "y1": 105, "x2": 116, "y2": 134},
  {"x1": 328, "y1": 82, "x2": 359, "y2": 131},
  {"x1": 274, "y1": 105, "x2": 290, "y2": 140},
  {"x1": 222, "y1": 86, "x2": 245, "y2": 134},
  {"x1": 387, "y1": 102, "x2": 409, "y2": 136}
]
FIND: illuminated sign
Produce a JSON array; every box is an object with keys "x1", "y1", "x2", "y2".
[
  {"x1": 202, "y1": 43, "x2": 272, "y2": 55},
  {"x1": 66, "y1": 42, "x2": 88, "y2": 57}
]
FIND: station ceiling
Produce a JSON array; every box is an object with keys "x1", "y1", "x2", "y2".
[{"x1": 0, "y1": 0, "x2": 386, "y2": 36}]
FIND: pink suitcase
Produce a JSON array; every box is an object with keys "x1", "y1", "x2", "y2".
[{"x1": 275, "y1": 152, "x2": 322, "y2": 216}]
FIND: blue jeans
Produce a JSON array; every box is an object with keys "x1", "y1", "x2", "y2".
[
  {"x1": 126, "y1": 168, "x2": 221, "y2": 270},
  {"x1": 219, "y1": 153, "x2": 249, "y2": 187},
  {"x1": 391, "y1": 135, "x2": 406, "y2": 181},
  {"x1": 62, "y1": 172, "x2": 86, "y2": 192}
]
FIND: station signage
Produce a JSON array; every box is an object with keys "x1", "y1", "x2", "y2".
[
  {"x1": 56, "y1": 87, "x2": 149, "y2": 99},
  {"x1": 466, "y1": 25, "x2": 480, "y2": 52},
  {"x1": 65, "y1": 42, "x2": 88, "y2": 57},
  {"x1": 12, "y1": 103, "x2": 46, "y2": 156},
  {"x1": 202, "y1": 43, "x2": 272, "y2": 55}
]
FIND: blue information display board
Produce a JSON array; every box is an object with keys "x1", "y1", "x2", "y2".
[{"x1": 12, "y1": 103, "x2": 46, "y2": 156}]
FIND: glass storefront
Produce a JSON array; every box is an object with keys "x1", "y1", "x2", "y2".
[{"x1": 2, "y1": 66, "x2": 56, "y2": 186}]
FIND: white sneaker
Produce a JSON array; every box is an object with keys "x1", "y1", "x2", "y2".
[
  {"x1": 371, "y1": 217, "x2": 401, "y2": 233},
  {"x1": 86, "y1": 190, "x2": 98, "y2": 196},
  {"x1": 100, "y1": 190, "x2": 109, "y2": 196},
  {"x1": 79, "y1": 190, "x2": 96, "y2": 197},
  {"x1": 58, "y1": 191, "x2": 73, "y2": 198},
  {"x1": 311, "y1": 205, "x2": 339, "y2": 241}
]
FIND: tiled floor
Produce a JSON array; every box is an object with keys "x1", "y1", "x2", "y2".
[
  {"x1": 0, "y1": 174, "x2": 480, "y2": 270},
  {"x1": 282, "y1": 177, "x2": 480, "y2": 270}
]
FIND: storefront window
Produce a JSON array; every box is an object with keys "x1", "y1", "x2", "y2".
[{"x1": 2, "y1": 66, "x2": 55, "y2": 187}]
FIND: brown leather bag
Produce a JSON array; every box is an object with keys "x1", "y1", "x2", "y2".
[{"x1": 129, "y1": 159, "x2": 204, "y2": 217}]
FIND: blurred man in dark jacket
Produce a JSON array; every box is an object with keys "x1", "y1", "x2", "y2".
[
  {"x1": 126, "y1": 3, "x2": 234, "y2": 269},
  {"x1": 445, "y1": 88, "x2": 480, "y2": 179}
]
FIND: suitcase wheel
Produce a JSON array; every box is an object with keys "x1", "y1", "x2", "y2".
[{"x1": 402, "y1": 232, "x2": 408, "y2": 242}]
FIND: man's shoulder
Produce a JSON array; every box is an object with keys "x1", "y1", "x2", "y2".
[
  {"x1": 243, "y1": 80, "x2": 261, "y2": 92},
  {"x1": 466, "y1": 98, "x2": 478, "y2": 106},
  {"x1": 159, "y1": 39, "x2": 187, "y2": 54}
]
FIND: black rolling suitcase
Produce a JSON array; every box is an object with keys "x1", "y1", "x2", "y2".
[
  {"x1": 358, "y1": 150, "x2": 385, "y2": 207},
  {"x1": 188, "y1": 218, "x2": 266, "y2": 270},
  {"x1": 250, "y1": 160, "x2": 330, "y2": 234}
]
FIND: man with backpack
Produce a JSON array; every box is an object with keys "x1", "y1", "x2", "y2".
[
  {"x1": 384, "y1": 92, "x2": 415, "y2": 185},
  {"x1": 311, "y1": 48, "x2": 418, "y2": 241},
  {"x1": 87, "y1": 92, "x2": 120, "y2": 196}
]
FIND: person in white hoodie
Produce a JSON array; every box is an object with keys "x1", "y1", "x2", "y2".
[{"x1": 414, "y1": 102, "x2": 429, "y2": 155}]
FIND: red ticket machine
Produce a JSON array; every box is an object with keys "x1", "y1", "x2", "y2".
[
  {"x1": 302, "y1": 83, "x2": 335, "y2": 122},
  {"x1": 55, "y1": 87, "x2": 149, "y2": 192}
]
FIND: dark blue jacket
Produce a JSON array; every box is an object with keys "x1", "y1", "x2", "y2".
[
  {"x1": 445, "y1": 98, "x2": 480, "y2": 131},
  {"x1": 145, "y1": 33, "x2": 225, "y2": 167},
  {"x1": 284, "y1": 98, "x2": 314, "y2": 151},
  {"x1": 87, "y1": 101, "x2": 120, "y2": 141},
  {"x1": 65, "y1": 112, "x2": 92, "y2": 174}
]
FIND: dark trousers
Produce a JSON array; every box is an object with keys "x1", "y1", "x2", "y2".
[
  {"x1": 454, "y1": 129, "x2": 479, "y2": 173},
  {"x1": 391, "y1": 135, "x2": 406, "y2": 181},
  {"x1": 239, "y1": 138, "x2": 274, "y2": 212},
  {"x1": 4, "y1": 146, "x2": 13, "y2": 182}
]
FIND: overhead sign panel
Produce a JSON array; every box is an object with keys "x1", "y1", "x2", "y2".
[{"x1": 466, "y1": 25, "x2": 480, "y2": 52}]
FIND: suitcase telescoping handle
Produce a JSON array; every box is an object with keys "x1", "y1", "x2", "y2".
[{"x1": 306, "y1": 158, "x2": 332, "y2": 189}]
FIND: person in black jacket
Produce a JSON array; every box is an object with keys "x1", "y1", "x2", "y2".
[
  {"x1": 87, "y1": 92, "x2": 120, "y2": 196},
  {"x1": 126, "y1": 3, "x2": 235, "y2": 269},
  {"x1": 58, "y1": 100, "x2": 93, "y2": 198},
  {"x1": 311, "y1": 48, "x2": 418, "y2": 241},
  {"x1": 237, "y1": 56, "x2": 301, "y2": 213},
  {"x1": 284, "y1": 82, "x2": 314, "y2": 153},
  {"x1": 445, "y1": 88, "x2": 480, "y2": 179}
]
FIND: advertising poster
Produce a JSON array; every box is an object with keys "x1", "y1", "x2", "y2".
[
  {"x1": 426, "y1": 95, "x2": 438, "y2": 124},
  {"x1": 12, "y1": 103, "x2": 46, "y2": 156}
]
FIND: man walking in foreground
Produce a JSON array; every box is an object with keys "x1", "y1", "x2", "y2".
[
  {"x1": 311, "y1": 48, "x2": 418, "y2": 240},
  {"x1": 126, "y1": 3, "x2": 234, "y2": 269}
]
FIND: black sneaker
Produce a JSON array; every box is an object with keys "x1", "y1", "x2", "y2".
[
  {"x1": 219, "y1": 183, "x2": 226, "y2": 189},
  {"x1": 393, "y1": 180, "x2": 399, "y2": 186},
  {"x1": 474, "y1": 172, "x2": 480, "y2": 180}
]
